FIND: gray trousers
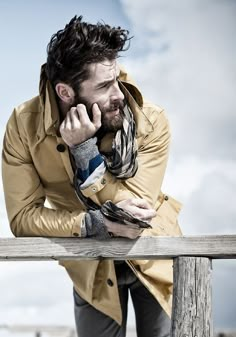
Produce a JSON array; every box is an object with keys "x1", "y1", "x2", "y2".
[{"x1": 74, "y1": 262, "x2": 171, "y2": 337}]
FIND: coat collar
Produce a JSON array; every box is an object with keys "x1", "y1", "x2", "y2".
[
  {"x1": 119, "y1": 81, "x2": 154, "y2": 137},
  {"x1": 39, "y1": 63, "x2": 60, "y2": 136},
  {"x1": 44, "y1": 81, "x2": 61, "y2": 135}
]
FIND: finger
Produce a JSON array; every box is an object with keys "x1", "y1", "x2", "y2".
[
  {"x1": 59, "y1": 120, "x2": 65, "y2": 132},
  {"x1": 76, "y1": 104, "x2": 91, "y2": 125},
  {"x1": 64, "y1": 112, "x2": 71, "y2": 130},
  {"x1": 131, "y1": 207, "x2": 156, "y2": 220},
  {"x1": 117, "y1": 226, "x2": 142, "y2": 239},
  {"x1": 59, "y1": 122, "x2": 66, "y2": 137},
  {"x1": 131, "y1": 198, "x2": 152, "y2": 209},
  {"x1": 110, "y1": 224, "x2": 141, "y2": 239},
  {"x1": 104, "y1": 219, "x2": 141, "y2": 239},
  {"x1": 70, "y1": 107, "x2": 80, "y2": 128},
  {"x1": 91, "y1": 103, "x2": 102, "y2": 129},
  {"x1": 125, "y1": 228, "x2": 143, "y2": 239}
]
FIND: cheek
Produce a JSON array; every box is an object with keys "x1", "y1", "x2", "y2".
[{"x1": 93, "y1": 95, "x2": 110, "y2": 109}]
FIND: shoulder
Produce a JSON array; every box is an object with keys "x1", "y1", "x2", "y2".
[
  {"x1": 7, "y1": 96, "x2": 41, "y2": 130},
  {"x1": 142, "y1": 100, "x2": 169, "y2": 131},
  {"x1": 14, "y1": 95, "x2": 41, "y2": 118}
]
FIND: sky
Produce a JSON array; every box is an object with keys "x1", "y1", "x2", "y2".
[{"x1": 0, "y1": 0, "x2": 236, "y2": 334}]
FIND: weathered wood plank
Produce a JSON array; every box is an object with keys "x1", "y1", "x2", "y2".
[
  {"x1": 171, "y1": 257, "x2": 213, "y2": 337},
  {"x1": 0, "y1": 235, "x2": 236, "y2": 261}
]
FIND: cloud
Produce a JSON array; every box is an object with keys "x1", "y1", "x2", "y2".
[
  {"x1": 179, "y1": 165, "x2": 236, "y2": 234},
  {"x1": 0, "y1": 262, "x2": 75, "y2": 326},
  {"x1": 213, "y1": 260, "x2": 236, "y2": 329},
  {"x1": 162, "y1": 156, "x2": 236, "y2": 234},
  {"x1": 121, "y1": 0, "x2": 236, "y2": 160}
]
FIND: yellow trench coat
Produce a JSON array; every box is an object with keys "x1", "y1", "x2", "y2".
[{"x1": 2, "y1": 66, "x2": 182, "y2": 325}]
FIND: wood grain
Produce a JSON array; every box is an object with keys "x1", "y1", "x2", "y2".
[
  {"x1": 0, "y1": 235, "x2": 235, "y2": 261},
  {"x1": 171, "y1": 257, "x2": 213, "y2": 337}
]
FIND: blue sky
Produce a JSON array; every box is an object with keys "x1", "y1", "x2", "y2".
[
  {"x1": 0, "y1": 0, "x2": 236, "y2": 333},
  {"x1": 0, "y1": 0, "x2": 130, "y2": 125}
]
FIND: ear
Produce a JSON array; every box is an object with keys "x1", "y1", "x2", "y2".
[{"x1": 55, "y1": 83, "x2": 75, "y2": 104}]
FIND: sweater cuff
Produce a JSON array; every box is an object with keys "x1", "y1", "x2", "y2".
[
  {"x1": 84, "y1": 210, "x2": 110, "y2": 239},
  {"x1": 70, "y1": 137, "x2": 100, "y2": 170}
]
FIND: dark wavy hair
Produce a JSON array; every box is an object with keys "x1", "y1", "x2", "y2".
[{"x1": 46, "y1": 15, "x2": 130, "y2": 91}]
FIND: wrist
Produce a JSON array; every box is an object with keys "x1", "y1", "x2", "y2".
[
  {"x1": 84, "y1": 210, "x2": 110, "y2": 239},
  {"x1": 70, "y1": 137, "x2": 101, "y2": 169}
]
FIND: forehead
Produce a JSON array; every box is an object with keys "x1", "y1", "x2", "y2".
[{"x1": 88, "y1": 59, "x2": 119, "y2": 82}]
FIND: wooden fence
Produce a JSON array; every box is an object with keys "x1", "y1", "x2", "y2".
[{"x1": 0, "y1": 235, "x2": 236, "y2": 337}]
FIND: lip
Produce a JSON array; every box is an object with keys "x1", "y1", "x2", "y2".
[{"x1": 105, "y1": 109, "x2": 120, "y2": 117}]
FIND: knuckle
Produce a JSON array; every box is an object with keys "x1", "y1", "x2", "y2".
[
  {"x1": 76, "y1": 104, "x2": 86, "y2": 111},
  {"x1": 70, "y1": 107, "x2": 77, "y2": 113}
]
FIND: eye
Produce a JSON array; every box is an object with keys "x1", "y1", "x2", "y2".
[{"x1": 99, "y1": 82, "x2": 111, "y2": 90}]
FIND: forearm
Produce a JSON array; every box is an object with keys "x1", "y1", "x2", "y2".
[{"x1": 10, "y1": 203, "x2": 86, "y2": 237}]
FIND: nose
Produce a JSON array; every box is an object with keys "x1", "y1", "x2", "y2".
[{"x1": 110, "y1": 82, "x2": 125, "y2": 101}]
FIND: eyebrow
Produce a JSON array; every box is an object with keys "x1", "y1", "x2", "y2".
[{"x1": 95, "y1": 75, "x2": 120, "y2": 89}]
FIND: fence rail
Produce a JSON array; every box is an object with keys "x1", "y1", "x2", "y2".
[
  {"x1": 0, "y1": 235, "x2": 236, "y2": 260},
  {"x1": 1, "y1": 235, "x2": 236, "y2": 337}
]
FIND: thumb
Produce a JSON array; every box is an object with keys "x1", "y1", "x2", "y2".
[{"x1": 92, "y1": 103, "x2": 102, "y2": 129}]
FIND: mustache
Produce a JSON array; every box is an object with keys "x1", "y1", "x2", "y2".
[{"x1": 103, "y1": 99, "x2": 125, "y2": 113}]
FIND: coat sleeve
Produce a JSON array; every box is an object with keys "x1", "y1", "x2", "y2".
[{"x1": 2, "y1": 111, "x2": 86, "y2": 237}]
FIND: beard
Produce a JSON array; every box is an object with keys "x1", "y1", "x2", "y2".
[
  {"x1": 101, "y1": 103, "x2": 125, "y2": 132},
  {"x1": 73, "y1": 93, "x2": 125, "y2": 133}
]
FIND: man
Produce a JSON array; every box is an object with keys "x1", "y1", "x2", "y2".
[{"x1": 2, "y1": 16, "x2": 182, "y2": 337}]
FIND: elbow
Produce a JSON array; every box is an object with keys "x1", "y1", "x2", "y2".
[{"x1": 10, "y1": 216, "x2": 26, "y2": 237}]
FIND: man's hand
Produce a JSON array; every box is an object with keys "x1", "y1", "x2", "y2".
[
  {"x1": 116, "y1": 198, "x2": 156, "y2": 222},
  {"x1": 60, "y1": 103, "x2": 101, "y2": 147},
  {"x1": 104, "y1": 198, "x2": 156, "y2": 239},
  {"x1": 104, "y1": 218, "x2": 142, "y2": 239}
]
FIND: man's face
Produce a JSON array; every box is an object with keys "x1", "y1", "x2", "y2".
[{"x1": 73, "y1": 59, "x2": 125, "y2": 132}]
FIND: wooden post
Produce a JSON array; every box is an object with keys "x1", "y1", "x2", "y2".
[{"x1": 171, "y1": 257, "x2": 213, "y2": 337}]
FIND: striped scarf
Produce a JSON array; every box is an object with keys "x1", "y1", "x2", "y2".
[{"x1": 104, "y1": 104, "x2": 138, "y2": 179}]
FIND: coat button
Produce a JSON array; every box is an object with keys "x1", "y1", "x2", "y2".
[
  {"x1": 107, "y1": 278, "x2": 114, "y2": 287},
  {"x1": 73, "y1": 232, "x2": 79, "y2": 237},
  {"x1": 57, "y1": 144, "x2": 66, "y2": 152},
  {"x1": 101, "y1": 178, "x2": 106, "y2": 185},
  {"x1": 164, "y1": 195, "x2": 169, "y2": 201}
]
